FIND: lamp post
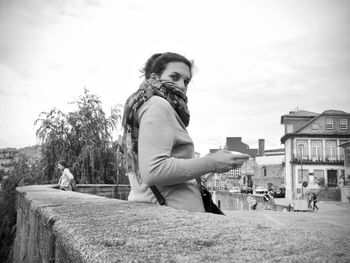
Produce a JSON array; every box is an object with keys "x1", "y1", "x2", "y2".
[{"x1": 299, "y1": 144, "x2": 305, "y2": 199}]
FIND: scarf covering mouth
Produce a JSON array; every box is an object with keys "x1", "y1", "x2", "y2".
[{"x1": 122, "y1": 78, "x2": 190, "y2": 183}]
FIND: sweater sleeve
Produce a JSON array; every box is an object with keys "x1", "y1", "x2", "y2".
[{"x1": 138, "y1": 97, "x2": 216, "y2": 186}]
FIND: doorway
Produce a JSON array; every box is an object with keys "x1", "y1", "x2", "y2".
[{"x1": 327, "y1": 170, "x2": 338, "y2": 187}]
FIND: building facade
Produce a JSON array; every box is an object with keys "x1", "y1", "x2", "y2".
[
  {"x1": 210, "y1": 137, "x2": 259, "y2": 157},
  {"x1": 281, "y1": 110, "x2": 350, "y2": 200},
  {"x1": 339, "y1": 141, "x2": 350, "y2": 185},
  {"x1": 0, "y1": 148, "x2": 20, "y2": 173},
  {"x1": 203, "y1": 158, "x2": 256, "y2": 191},
  {"x1": 254, "y1": 151, "x2": 285, "y2": 190}
]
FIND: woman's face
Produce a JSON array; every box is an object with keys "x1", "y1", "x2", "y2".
[
  {"x1": 57, "y1": 163, "x2": 63, "y2": 171},
  {"x1": 157, "y1": 62, "x2": 191, "y2": 94}
]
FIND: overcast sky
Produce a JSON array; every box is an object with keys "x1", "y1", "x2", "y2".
[{"x1": 1, "y1": 0, "x2": 350, "y2": 155}]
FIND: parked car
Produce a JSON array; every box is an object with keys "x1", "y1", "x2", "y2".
[
  {"x1": 240, "y1": 186, "x2": 253, "y2": 194},
  {"x1": 254, "y1": 186, "x2": 268, "y2": 195},
  {"x1": 273, "y1": 187, "x2": 286, "y2": 198},
  {"x1": 229, "y1": 187, "x2": 241, "y2": 193}
]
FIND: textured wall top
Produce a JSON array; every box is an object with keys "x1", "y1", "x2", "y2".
[{"x1": 15, "y1": 185, "x2": 350, "y2": 262}]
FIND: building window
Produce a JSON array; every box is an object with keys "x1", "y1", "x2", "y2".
[
  {"x1": 312, "y1": 123, "x2": 319, "y2": 130},
  {"x1": 340, "y1": 119, "x2": 348, "y2": 130},
  {"x1": 325, "y1": 118, "x2": 334, "y2": 129},
  {"x1": 340, "y1": 140, "x2": 347, "y2": 160},
  {"x1": 298, "y1": 169, "x2": 308, "y2": 183},
  {"x1": 346, "y1": 148, "x2": 350, "y2": 165},
  {"x1": 215, "y1": 180, "x2": 220, "y2": 187},
  {"x1": 311, "y1": 140, "x2": 322, "y2": 161},
  {"x1": 296, "y1": 140, "x2": 308, "y2": 159},
  {"x1": 234, "y1": 168, "x2": 240, "y2": 177},
  {"x1": 263, "y1": 167, "x2": 267, "y2": 177},
  {"x1": 314, "y1": 170, "x2": 324, "y2": 185},
  {"x1": 325, "y1": 140, "x2": 337, "y2": 160}
]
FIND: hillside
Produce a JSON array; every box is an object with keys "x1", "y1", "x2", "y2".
[{"x1": 18, "y1": 145, "x2": 42, "y2": 162}]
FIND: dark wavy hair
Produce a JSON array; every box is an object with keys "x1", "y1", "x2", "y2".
[
  {"x1": 141, "y1": 52, "x2": 193, "y2": 79},
  {"x1": 58, "y1": 160, "x2": 67, "y2": 168}
]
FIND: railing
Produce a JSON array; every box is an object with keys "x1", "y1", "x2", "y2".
[{"x1": 291, "y1": 156, "x2": 344, "y2": 165}]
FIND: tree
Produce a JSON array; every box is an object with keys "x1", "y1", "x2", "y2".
[
  {"x1": 34, "y1": 88, "x2": 126, "y2": 185},
  {"x1": 0, "y1": 156, "x2": 43, "y2": 263},
  {"x1": 34, "y1": 108, "x2": 69, "y2": 182}
]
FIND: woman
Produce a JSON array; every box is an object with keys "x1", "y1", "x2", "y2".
[
  {"x1": 57, "y1": 160, "x2": 75, "y2": 191},
  {"x1": 122, "y1": 52, "x2": 249, "y2": 212}
]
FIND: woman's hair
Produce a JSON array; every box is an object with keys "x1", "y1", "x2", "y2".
[
  {"x1": 141, "y1": 52, "x2": 193, "y2": 79},
  {"x1": 58, "y1": 160, "x2": 67, "y2": 168}
]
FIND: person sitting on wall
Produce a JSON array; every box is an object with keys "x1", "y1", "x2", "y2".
[{"x1": 57, "y1": 160, "x2": 75, "y2": 191}]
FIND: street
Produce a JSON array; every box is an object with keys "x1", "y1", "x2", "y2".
[{"x1": 225, "y1": 200, "x2": 350, "y2": 237}]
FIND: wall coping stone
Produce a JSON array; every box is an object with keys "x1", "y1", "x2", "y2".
[{"x1": 13, "y1": 184, "x2": 349, "y2": 262}]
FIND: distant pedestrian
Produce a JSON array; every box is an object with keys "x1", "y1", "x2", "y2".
[
  {"x1": 252, "y1": 198, "x2": 258, "y2": 210},
  {"x1": 312, "y1": 192, "x2": 319, "y2": 210},
  {"x1": 247, "y1": 194, "x2": 257, "y2": 210},
  {"x1": 307, "y1": 193, "x2": 313, "y2": 209},
  {"x1": 57, "y1": 160, "x2": 75, "y2": 191}
]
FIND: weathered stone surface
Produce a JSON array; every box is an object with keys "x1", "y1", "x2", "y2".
[{"x1": 13, "y1": 185, "x2": 350, "y2": 263}]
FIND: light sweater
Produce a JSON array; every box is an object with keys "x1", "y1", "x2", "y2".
[
  {"x1": 127, "y1": 96, "x2": 217, "y2": 212},
  {"x1": 59, "y1": 168, "x2": 74, "y2": 190}
]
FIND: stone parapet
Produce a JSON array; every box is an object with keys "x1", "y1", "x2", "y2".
[
  {"x1": 76, "y1": 184, "x2": 130, "y2": 200},
  {"x1": 13, "y1": 185, "x2": 350, "y2": 262}
]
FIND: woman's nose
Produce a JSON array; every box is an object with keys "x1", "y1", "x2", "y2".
[{"x1": 176, "y1": 79, "x2": 185, "y2": 88}]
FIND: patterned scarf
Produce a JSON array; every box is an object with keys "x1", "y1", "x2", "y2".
[{"x1": 122, "y1": 78, "x2": 190, "y2": 182}]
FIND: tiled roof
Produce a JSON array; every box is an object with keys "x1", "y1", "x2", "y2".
[
  {"x1": 280, "y1": 109, "x2": 350, "y2": 143},
  {"x1": 280, "y1": 110, "x2": 318, "y2": 124},
  {"x1": 286, "y1": 110, "x2": 318, "y2": 117},
  {"x1": 322, "y1": 110, "x2": 350, "y2": 116}
]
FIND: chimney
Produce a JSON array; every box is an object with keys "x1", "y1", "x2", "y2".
[{"x1": 258, "y1": 139, "x2": 265, "y2": 156}]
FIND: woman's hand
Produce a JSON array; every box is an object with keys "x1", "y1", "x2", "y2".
[{"x1": 210, "y1": 149, "x2": 250, "y2": 173}]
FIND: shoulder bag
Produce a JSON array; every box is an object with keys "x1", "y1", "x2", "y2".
[{"x1": 150, "y1": 182, "x2": 224, "y2": 215}]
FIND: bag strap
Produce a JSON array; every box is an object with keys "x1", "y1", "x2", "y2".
[
  {"x1": 196, "y1": 178, "x2": 204, "y2": 194},
  {"x1": 150, "y1": 178, "x2": 203, "y2": 207},
  {"x1": 150, "y1": 185, "x2": 166, "y2": 206}
]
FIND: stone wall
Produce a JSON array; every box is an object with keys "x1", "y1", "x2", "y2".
[
  {"x1": 14, "y1": 185, "x2": 343, "y2": 262},
  {"x1": 340, "y1": 186, "x2": 350, "y2": 203},
  {"x1": 13, "y1": 185, "x2": 132, "y2": 263},
  {"x1": 316, "y1": 188, "x2": 341, "y2": 201},
  {"x1": 76, "y1": 184, "x2": 130, "y2": 200}
]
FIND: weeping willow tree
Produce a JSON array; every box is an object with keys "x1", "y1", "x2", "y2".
[{"x1": 34, "y1": 88, "x2": 125, "y2": 184}]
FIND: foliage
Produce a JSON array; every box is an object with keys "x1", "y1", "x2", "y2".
[
  {"x1": 0, "y1": 170, "x2": 5, "y2": 182},
  {"x1": 0, "y1": 156, "x2": 43, "y2": 263},
  {"x1": 316, "y1": 177, "x2": 326, "y2": 188},
  {"x1": 34, "y1": 88, "x2": 127, "y2": 185}
]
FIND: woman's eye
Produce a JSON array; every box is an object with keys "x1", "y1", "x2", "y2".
[
  {"x1": 184, "y1": 79, "x2": 190, "y2": 86},
  {"x1": 171, "y1": 75, "x2": 179, "y2": 81}
]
